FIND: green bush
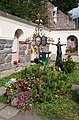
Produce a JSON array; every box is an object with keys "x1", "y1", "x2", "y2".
[{"x1": 61, "y1": 56, "x2": 76, "y2": 73}]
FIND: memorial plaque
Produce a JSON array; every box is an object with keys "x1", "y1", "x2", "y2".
[
  {"x1": 41, "y1": 36, "x2": 47, "y2": 46},
  {"x1": 35, "y1": 36, "x2": 42, "y2": 46}
]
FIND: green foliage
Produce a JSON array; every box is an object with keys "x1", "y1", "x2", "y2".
[
  {"x1": 4, "y1": 64, "x2": 72, "y2": 105},
  {"x1": 61, "y1": 56, "x2": 76, "y2": 73},
  {"x1": 66, "y1": 47, "x2": 77, "y2": 53},
  {"x1": 34, "y1": 97, "x2": 79, "y2": 120},
  {"x1": 0, "y1": 0, "x2": 48, "y2": 26},
  {"x1": 1, "y1": 63, "x2": 79, "y2": 119}
]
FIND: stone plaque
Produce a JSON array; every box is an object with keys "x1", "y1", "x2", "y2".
[{"x1": 41, "y1": 36, "x2": 47, "y2": 46}]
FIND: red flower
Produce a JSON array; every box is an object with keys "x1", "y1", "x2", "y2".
[
  {"x1": 12, "y1": 82, "x2": 18, "y2": 87},
  {"x1": 39, "y1": 71, "x2": 42, "y2": 75}
]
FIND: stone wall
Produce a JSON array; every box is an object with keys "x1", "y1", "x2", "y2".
[
  {"x1": 0, "y1": 40, "x2": 31, "y2": 71},
  {"x1": 0, "y1": 39, "x2": 13, "y2": 71},
  {"x1": 48, "y1": 3, "x2": 75, "y2": 30},
  {"x1": 19, "y1": 41, "x2": 31, "y2": 64}
]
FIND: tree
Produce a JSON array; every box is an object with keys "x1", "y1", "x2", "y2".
[
  {"x1": 0, "y1": 0, "x2": 49, "y2": 26},
  {"x1": 48, "y1": 0, "x2": 79, "y2": 14},
  {"x1": 0, "y1": 0, "x2": 27, "y2": 18},
  {"x1": 25, "y1": 0, "x2": 48, "y2": 25}
]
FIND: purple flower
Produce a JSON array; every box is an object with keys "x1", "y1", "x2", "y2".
[
  {"x1": 16, "y1": 94, "x2": 18, "y2": 97},
  {"x1": 34, "y1": 81, "x2": 37, "y2": 84},
  {"x1": 16, "y1": 90, "x2": 18, "y2": 93},
  {"x1": 19, "y1": 103, "x2": 24, "y2": 107},
  {"x1": 29, "y1": 104, "x2": 32, "y2": 109},
  {"x1": 20, "y1": 96, "x2": 23, "y2": 101},
  {"x1": 24, "y1": 96, "x2": 27, "y2": 99},
  {"x1": 26, "y1": 91, "x2": 30, "y2": 96},
  {"x1": 16, "y1": 98, "x2": 19, "y2": 101},
  {"x1": 26, "y1": 104, "x2": 28, "y2": 109}
]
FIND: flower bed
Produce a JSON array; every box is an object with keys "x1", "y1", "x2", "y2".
[{"x1": 4, "y1": 63, "x2": 75, "y2": 110}]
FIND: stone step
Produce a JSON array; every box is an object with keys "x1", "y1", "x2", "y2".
[
  {"x1": 0, "y1": 87, "x2": 5, "y2": 96},
  {"x1": 0, "y1": 103, "x2": 6, "y2": 110},
  {"x1": 0, "y1": 106, "x2": 19, "y2": 119}
]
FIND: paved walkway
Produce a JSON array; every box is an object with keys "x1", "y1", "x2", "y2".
[
  {"x1": 0, "y1": 102, "x2": 42, "y2": 120},
  {"x1": 0, "y1": 62, "x2": 30, "y2": 78}
]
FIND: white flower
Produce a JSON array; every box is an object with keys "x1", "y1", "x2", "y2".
[{"x1": 5, "y1": 78, "x2": 16, "y2": 87}]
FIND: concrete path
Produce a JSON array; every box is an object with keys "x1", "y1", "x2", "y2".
[
  {"x1": 0, "y1": 62, "x2": 30, "y2": 78},
  {"x1": 0, "y1": 103, "x2": 19, "y2": 119},
  {"x1": 0, "y1": 102, "x2": 42, "y2": 120},
  {"x1": 0, "y1": 87, "x2": 5, "y2": 96},
  {"x1": 9, "y1": 111, "x2": 42, "y2": 120}
]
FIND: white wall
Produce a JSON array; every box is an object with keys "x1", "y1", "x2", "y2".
[
  {"x1": 0, "y1": 16, "x2": 35, "y2": 40},
  {"x1": 49, "y1": 30, "x2": 79, "y2": 55},
  {"x1": 0, "y1": 15, "x2": 79, "y2": 57}
]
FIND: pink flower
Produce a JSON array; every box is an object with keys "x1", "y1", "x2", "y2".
[
  {"x1": 34, "y1": 81, "x2": 37, "y2": 84},
  {"x1": 16, "y1": 98, "x2": 19, "y2": 101},
  {"x1": 29, "y1": 104, "x2": 32, "y2": 109},
  {"x1": 16, "y1": 90, "x2": 18, "y2": 93},
  {"x1": 36, "y1": 78, "x2": 39, "y2": 81},
  {"x1": 34, "y1": 94, "x2": 39, "y2": 97},
  {"x1": 26, "y1": 104, "x2": 28, "y2": 109},
  {"x1": 16, "y1": 94, "x2": 18, "y2": 97},
  {"x1": 24, "y1": 96, "x2": 27, "y2": 99},
  {"x1": 19, "y1": 103, "x2": 24, "y2": 107},
  {"x1": 26, "y1": 91, "x2": 30, "y2": 96},
  {"x1": 20, "y1": 96, "x2": 23, "y2": 101},
  {"x1": 6, "y1": 91, "x2": 11, "y2": 96}
]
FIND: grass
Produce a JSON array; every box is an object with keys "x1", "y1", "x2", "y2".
[
  {"x1": 34, "y1": 97, "x2": 79, "y2": 120},
  {"x1": 0, "y1": 71, "x2": 23, "y2": 87},
  {"x1": 0, "y1": 63, "x2": 79, "y2": 120}
]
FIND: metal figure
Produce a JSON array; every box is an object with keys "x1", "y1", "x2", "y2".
[{"x1": 52, "y1": 38, "x2": 66, "y2": 67}]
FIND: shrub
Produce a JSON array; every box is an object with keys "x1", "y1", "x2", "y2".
[{"x1": 61, "y1": 55, "x2": 76, "y2": 73}]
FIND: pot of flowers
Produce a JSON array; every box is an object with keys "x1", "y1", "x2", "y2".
[{"x1": 66, "y1": 47, "x2": 78, "y2": 55}]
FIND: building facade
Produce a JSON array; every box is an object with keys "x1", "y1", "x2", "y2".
[
  {"x1": 0, "y1": 4, "x2": 79, "y2": 71},
  {"x1": 69, "y1": 6, "x2": 79, "y2": 28},
  {"x1": 48, "y1": 2, "x2": 75, "y2": 30},
  {"x1": 0, "y1": 11, "x2": 36, "y2": 70}
]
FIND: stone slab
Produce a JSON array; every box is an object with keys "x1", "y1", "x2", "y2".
[
  {"x1": 0, "y1": 103, "x2": 6, "y2": 110},
  {"x1": 0, "y1": 118, "x2": 4, "y2": 120},
  {"x1": 0, "y1": 87, "x2": 5, "y2": 96},
  {"x1": 0, "y1": 106, "x2": 19, "y2": 119},
  {"x1": 71, "y1": 85, "x2": 79, "y2": 91},
  {"x1": 9, "y1": 111, "x2": 42, "y2": 120}
]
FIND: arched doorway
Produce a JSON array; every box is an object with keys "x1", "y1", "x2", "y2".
[
  {"x1": 12, "y1": 29, "x2": 24, "y2": 64},
  {"x1": 66, "y1": 35, "x2": 78, "y2": 55}
]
